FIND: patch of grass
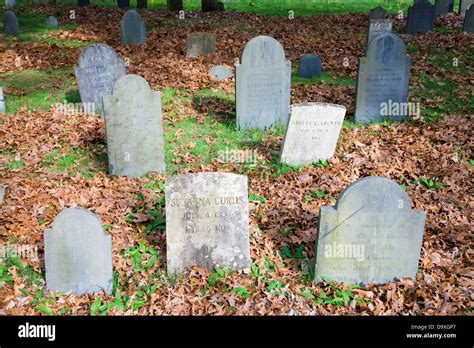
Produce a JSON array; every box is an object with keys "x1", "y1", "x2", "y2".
[{"x1": 292, "y1": 71, "x2": 355, "y2": 86}]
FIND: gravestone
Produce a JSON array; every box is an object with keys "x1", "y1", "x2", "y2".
[
  {"x1": 315, "y1": 176, "x2": 426, "y2": 285},
  {"x1": 369, "y1": 6, "x2": 388, "y2": 19},
  {"x1": 167, "y1": 0, "x2": 183, "y2": 10},
  {"x1": 117, "y1": 0, "x2": 130, "y2": 8},
  {"x1": 464, "y1": 5, "x2": 474, "y2": 32},
  {"x1": 202, "y1": 0, "x2": 219, "y2": 11},
  {"x1": 296, "y1": 53, "x2": 322, "y2": 79},
  {"x1": 166, "y1": 173, "x2": 250, "y2": 273},
  {"x1": 460, "y1": 0, "x2": 474, "y2": 14},
  {"x1": 236, "y1": 36, "x2": 291, "y2": 130},
  {"x1": 78, "y1": 0, "x2": 89, "y2": 6},
  {"x1": 435, "y1": 0, "x2": 450, "y2": 15},
  {"x1": 4, "y1": 10, "x2": 19, "y2": 36},
  {"x1": 46, "y1": 16, "x2": 58, "y2": 28},
  {"x1": 0, "y1": 86, "x2": 5, "y2": 113},
  {"x1": 120, "y1": 10, "x2": 146, "y2": 45},
  {"x1": 0, "y1": 186, "x2": 4, "y2": 204},
  {"x1": 367, "y1": 19, "x2": 392, "y2": 45},
  {"x1": 406, "y1": 1, "x2": 436, "y2": 34},
  {"x1": 5, "y1": 0, "x2": 15, "y2": 9},
  {"x1": 74, "y1": 44, "x2": 127, "y2": 115},
  {"x1": 280, "y1": 103, "x2": 346, "y2": 166},
  {"x1": 102, "y1": 74, "x2": 165, "y2": 177},
  {"x1": 44, "y1": 207, "x2": 113, "y2": 296},
  {"x1": 209, "y1": 65, "x2": 232, "y2": 80},
  {"x1": 355, "y1": 34, "x2": 411, "y2": 124},
  {"x1": 137, "y1": 0, "x2": 147, "y2": 8},
  {"x1": 186, "y1": 32, "x2": 216, "y2": 57}
]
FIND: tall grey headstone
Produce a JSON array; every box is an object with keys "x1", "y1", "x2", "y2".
[
  {"x1": 367, "y1": 19, "x2": 392, "y2": 45},
  {"x1": 315, "y1": 176, "x2": 426, "y2": 285},
  {"x1": 4, "y1": 10, "x2": 19, "y2": 36},
  {"x1": 166, "y1": 173, "x2": 250, "y2": 274},
  {"x1": 44, "y1": 207, "x2": 113, "y2": 296},
  {"x1": 120, "y1": 10, "x2": 146, "y2": 45},
  {"x1": 0, "y1": 86, "x2": 5, "y2": 113},
  {"x1": 46, "y1": 16, "x2": 58, "y2": 27},
  {"x1": 297, "y1": 53, "x2": 322, "y2": 79},
  {"x1": 102, "y1": 74, "x2": 165, "y2": 178},
  {"x1": 74, "y1": 44, "x2": 127, "y2": 115},
  {"x1": 464, "y1": 5, "x2": 474, "y2": 32},
  {"x1": 236, "y1": 36, "x2": 291, "y2": 130},
  {"x1": 186, "y1": 32, "x2": 216, "y2": 57},
  {"x1": 460, "y1": 0, "x2": 474, "y2": 14},
  {"x1": 369, "y1": 6, "x2": 388, "y2": 20},
  {"x1": 5, "y1": 0, "x2": 14, "y2": 9},
  {"x1": 407, "y1": 1, "x2": 436, "y2": 34},
  {"x1": 435, "y1": 0, "x2": 450, "y2": 15},
  {"x1": 280, "y1": 103, "x2": 346, "y2": 166},
  {"x1": 355, "y1": 34, "x2": 411, "y2": 124}
]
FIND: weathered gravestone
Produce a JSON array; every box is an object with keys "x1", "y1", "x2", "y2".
[
  {"x1": 369, "y1": 6, "x2": 388, "y2": 20},
  {"x1": 236, "y1": 36, "x2": 291, "y2": 130},
  {"x1": 367, "y1": 19, "x2": 392, "y2": 45},
  {"x1": 186, "y1": 32, "x2": 216, "y2": 57},
  {"x1": 315, "y1": 176, "x2": 426, "y2": 285},
  {"x1": 464, "y1": 5, "x2": 474, "y2": 32},
  {"x1": 167, "y1": 0, "x2": 183, "y2": 11},
  {"x1": 407, "y1": 1, "x2": 436, "y2": 34},
  {"x1": 209, "y1": 65, "x2": 232, "y2": 80},
  {"x1": 460, "y1": 0, "x2": 474, "y2": 14},
  {"x1": 102, "y1": 74, "x2": 165, "y2": 177},
  {"x1": 355, "y1": 34, "x2": 411, "y2": 124},
  {"x1": 44, "y1": 207, "x2": 113, "y2": 295},
  {"x1": 46, "y1": 16, "x2": 58, "y2": 28},
  {"x1": 120, "y1": 10, "x2": 146, "y2": 45},
  {"x1": 74, "y1": 44, "x2": 127, "y2": 115},
  {"x1": 166, "y1": 173, "x2": 250, "y2": 273},
  {"x1": 280, "y1": 103, "x2": 346, "y2": 166},
  {"x1": 0, "y1": 186, "x2": 4, "y2": 204},
  {"x1": 435, "y1": 0, "x2": 451, "y2": 15},
  {"x1": 117, "y1": 0, "x2": 130, "y2": 8},
  {"x1": 297, "y1": 53, "x2": 322, "y2": 79},
  {"x1": 0, "y1": 86, "x2": 5, "y2": 113},
  {"x1": 4, "y1": 10, "x2": 19, "y2": 36},
  {"x1": 5, "y1": 0, "x2": 15, "y2": 9}
]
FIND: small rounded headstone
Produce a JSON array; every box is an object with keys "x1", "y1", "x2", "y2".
[
  {"x1": 297, "y1": 53, "x2": 322, "y2": 79},
  {"x1": 209, "y1": 65, "x2": 232, "y2": 80},
  {"x1": 4, "y1": 10, "x2": 19, "y2": 37},
  {"x1": 46, "y1": 16, "x2": 58, "y2": 28}
]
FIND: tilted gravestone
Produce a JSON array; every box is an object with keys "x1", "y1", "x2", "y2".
[
  {"x1": 117, "y1": 0, "x2": 130, "y2": 8},
  {"x1": 4, "y1": 10, "x2": 19, "y2": 36},
  {"x1": 435, "y1": 0, "x2": 451, "y2": 15},
  {"x1": 209, "y1": 65, "x2": 232, "y2": 80},
  {"x1": 367, "y1": 19, "x2": 392, "y2": 45},
  {"x1": 315, "y1": 176, "x2": 426, "y2": 285},
  {"x1": 5, "y1": 0, "x2": 15, "y2": 9},
  {"x1": 280, "y1": 103, "x2": 346, "y2": 166},
  {"x1": 46, "y1": 16, "x2": 58, "y2": 28},
  {"x1": 460, "y1": 0, "x2": 474, "y2": 14},
  {"x1": 44, "y1": 207, "x2": 113, "y2": 295},
  {"x1": 0, "y1": 86, "x2": 5, "y2": 113},
  {"x1": 406, "y1": 1, "x2": 436, "y2": 34},
  {"x1": 166, "y1": 173, "x2": 250, "y2": 274},
  {"x1": 74, "y1": 44, "x2": 127, "y2": 115},
  {"x1": 355, "y1": 34, "x2": 411, "y2": 124},
  {"x1": 102, "y1": 74, "x2": 165, "y2": 178},
  {"x1": 120, "y1": 10, "x2": 146, "y2": 45},
  {"x1": 369, "y1": 6, "x2": 389, "y2": 20},
  {"x1": 236, "y1": 36, "x2": 291, "y2": 130},
  {"x1": 186, "y1": 32, "x2": 216, "y2": 57},
  {"x1": 297, "y1": 53, "x2": 322, "y2": 79},
  {"x1": 464, "y1": 5, "x2": 474, "y2": 32}
]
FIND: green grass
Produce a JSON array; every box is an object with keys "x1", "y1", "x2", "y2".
[{"x1": 292, "y1": 71, "x2": 355, "y2": 86}]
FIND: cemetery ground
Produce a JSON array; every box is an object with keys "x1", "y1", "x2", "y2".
[{"x1": 0, "y1": 4, "x2": 473, "y2": 315}]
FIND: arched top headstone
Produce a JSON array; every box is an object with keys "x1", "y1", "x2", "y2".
[
  {"x1": 46, "y1": 16, "x2": 58, "y2": 28},
  {"x1": 120, "y1": 10, "x2": 146, "y2": 45},
  {"x1": 110, "y1": 74, "x2": 151, "y2": 97},
  {"x1": 44, "y1": 207, "x2": 112, "y2": 295},
  {"x1": 240, "y1": 36, "x2": 287, "y2": 67},
  {"x1": 369, "y1": 6, "x2": 389, "y2": 19},
  {"x1": 77, "y1": 44, "x2": 121, "y2": 68},
  {"x1": 367, "y1": 33, "x2": 408, "y2": 63},
  {"x1": 4, "y1": 10, "x2": 19, "y2": 36}
]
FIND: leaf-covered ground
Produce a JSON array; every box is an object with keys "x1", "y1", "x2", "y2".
[{"x1": 0, "y1": 5, "x2": 473, "y2": 315}]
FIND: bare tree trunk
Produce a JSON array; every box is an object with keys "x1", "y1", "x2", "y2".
[{"x1": 167, "y1": 0, "x2": 183, "y2": 11}]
